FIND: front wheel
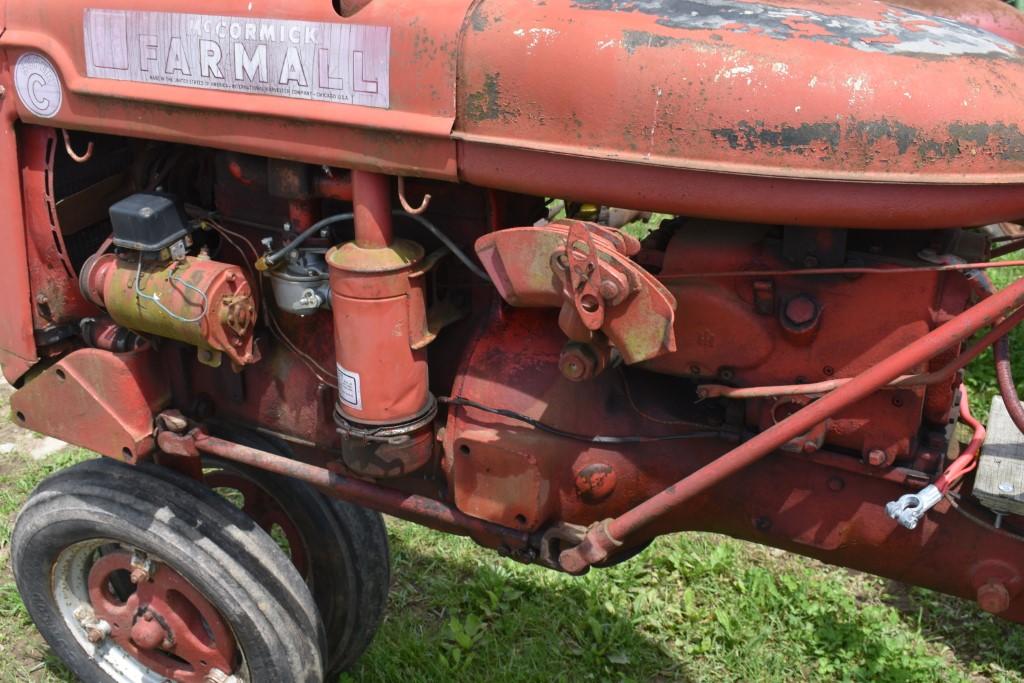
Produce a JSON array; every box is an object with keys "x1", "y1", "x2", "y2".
[{"x1": 11, "y1": 458, "x2": 325, "y2": 683}]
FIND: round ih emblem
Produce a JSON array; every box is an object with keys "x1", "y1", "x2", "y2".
[{"x1": 14, "y1": 53, "x2": 63, "y2": 119}]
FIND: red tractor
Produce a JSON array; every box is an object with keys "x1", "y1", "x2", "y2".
[{"x1": 4, "y1": 0, "x2": 1024, "y2": 679}]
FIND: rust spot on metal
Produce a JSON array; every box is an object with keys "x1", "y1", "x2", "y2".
[
  {"x1": 470, "y1": 4, "x2": 492, "y2": 32},
  {"x1": 708, "y1": 118, "x2": 1024, "y2": 165},
  {"x1": 711, "y1": 120, "x2": 841, "y2": 156},
  {"x1": 465, "y1": 73, "x2": 518, "y2": 123},
  {"x1": 620, "y1": 29, "x2": 685, "y2": 54},
  {"x1": 948, "y1": 122, "x2": 1024, "y2": 161},
  {"x1": 851, "y1": 118, "x2": 918, "y2": 156}
]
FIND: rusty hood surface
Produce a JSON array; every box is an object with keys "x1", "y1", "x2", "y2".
[{"x1": 456, "y1": 0, "x2": 1024, "y2": 185}]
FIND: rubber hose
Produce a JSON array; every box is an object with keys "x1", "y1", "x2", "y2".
[{"x1": 995, "y1": 335, "x2": 1024, "y2": 435}]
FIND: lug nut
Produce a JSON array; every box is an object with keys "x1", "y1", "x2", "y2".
[
  {"x1": 74, "y1": 605, "x2": 111, "y2": 643},
  {"x1": 205, "y1": 669, "x2": 241, "y2": 683},
  {"x1": 85, "y1": 623, "x2": 110, "y2": 643},
  {"x1": 129, "y1": 551, "x2": 154, "y2": 584}
]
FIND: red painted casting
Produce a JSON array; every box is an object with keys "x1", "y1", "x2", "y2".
[{"x1": 87, "y1": 550, "x2": 237, "y2": 683}]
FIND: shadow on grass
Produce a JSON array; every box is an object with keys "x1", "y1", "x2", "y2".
[
  {"x1": 351, "y1": 529, "x2": 691, "y2": 683},
  {"x1": 882, "y1": 578, "x2": 1024, "y2": 676}
]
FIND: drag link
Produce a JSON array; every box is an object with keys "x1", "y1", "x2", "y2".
[{"x1": 156, "y1": 428, "x2": 532, "y2": 557}]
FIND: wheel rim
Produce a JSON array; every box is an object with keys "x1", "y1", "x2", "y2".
[
  {"x1": 204, "y1": 469, "x2": 310, "y2": 577},
  {"x1": 53, "y1": 540, "x2": 243, "y2": 683}
]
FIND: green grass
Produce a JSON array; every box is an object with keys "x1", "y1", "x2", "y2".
[{"x1": 347, "y1": 523, "x2": 1024, "y2": 683}]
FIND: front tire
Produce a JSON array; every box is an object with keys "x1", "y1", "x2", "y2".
[
  {"x1": 197, "y1": 430, "x2": 391, "y2": 676},
  {"x1": 11, "y1": 458, "x2": 325, "y2": 683}
]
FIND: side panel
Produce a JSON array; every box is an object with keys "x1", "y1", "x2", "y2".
[{"x1": 0, "y1": 50, "x2": 40, "y2": 382}]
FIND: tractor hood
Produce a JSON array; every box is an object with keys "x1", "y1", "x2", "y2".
[{"x1": 456, "y1": 0, "x2": 1024, "y2": 184}]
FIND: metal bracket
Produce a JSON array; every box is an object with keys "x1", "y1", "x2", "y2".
[
  {"x1": 560, "y1": 222, "x2": 635, "y2": 331},
  {"x1": 475, "y1": 220, "x2": 676, "y2": 364}
]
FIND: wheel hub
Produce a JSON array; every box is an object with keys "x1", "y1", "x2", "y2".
[
  {"x1": 86, "y1": 549, "x2": 237, "y2": 683},
  {"x1": 129, "y1": 609, "x2": 170, "y2": 650}
]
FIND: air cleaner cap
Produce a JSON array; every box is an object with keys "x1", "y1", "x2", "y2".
[{"x1": 109, "y1": 193, "x2": 190, "y2": 252}]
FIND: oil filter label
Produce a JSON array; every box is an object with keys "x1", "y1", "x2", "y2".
[
  {"x1": 83, "y1": 9, "x2": 390, "y2": 109},
  {"x1": 337, "y1": 365, "x2": 363, "y2": 411}
]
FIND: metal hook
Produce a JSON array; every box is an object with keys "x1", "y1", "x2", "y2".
[
  {"x1": 62, "y1": 129, "x2": 94, "y2": 163},
  {"x1": 397, "y1": 176, "x2": 431, "y2": 215}
]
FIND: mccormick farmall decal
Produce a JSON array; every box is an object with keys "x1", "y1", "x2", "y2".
[{"x1": 83, "y1": 9, "x2": 391, "y2": 109}]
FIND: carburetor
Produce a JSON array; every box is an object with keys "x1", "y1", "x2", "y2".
[
  {"x1": 80, "y1": 193, "x2": 258, "y2": 367},
  {"x1": 266, "y1": 246, "x2": 331, "y2": 317}
]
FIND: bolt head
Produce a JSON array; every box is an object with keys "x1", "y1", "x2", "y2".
[
  {"x1": 978, "y1": 581, "x2": 1011, "y2": 614},
  {"x1": 867, "y1": 449, "x2": 887, "y2": 467},
  {"x1": 999, "y1": 482, "x2": 1015, "y2": 493},
  {"x1": 130, "y1": 568, "x2": 149, "y2": 584},
  {"x1": 575, "y1": 463, "x2": 617, "y2": 503},
  {"x1": 558, "y1": 344, "x2": 598, "y2": 382},
  {"x1": 784, "y1": 295, "x2": 818, "y2": 326},
  {"x1": 86, "y1": 628, "x2": 105, "y2": 643},
  {"x1": 598, "y1": 279, "x2": 620, "y2": 301}
]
